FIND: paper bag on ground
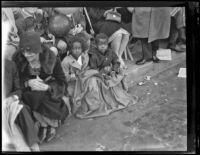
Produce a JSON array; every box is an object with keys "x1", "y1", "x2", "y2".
[
  {"x1": 178, "y1": 68, "x2": 186, "y2": 78},
  {"x1": 156, "y1": 49, "x2": 172, "y2": 60}
]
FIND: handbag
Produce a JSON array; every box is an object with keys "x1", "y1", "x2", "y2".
[{"x1": 105, "y1": 8, "x2": 121, "y2": 23}]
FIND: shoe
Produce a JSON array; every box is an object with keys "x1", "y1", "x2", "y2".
[
  {"x1": 45, "y1": 127, "x2": 56, "y2": 143},
  {"x1": 136, "y1": 59, "x2": 147, "y2": 65},
  {"x1": 30, "y1": 143, "x2": 40, "y2": 152},
  {"x1": 152, "y1": 56, "x2": 160, "y2": 63},
  {"x1": 38, "y1": 127, "x2": 47, "y2": 144},
  {"x1": 146, "y1": 58, "x2": 152, "y2": 62},
  {"x1": 169, "y1": 42, "x2": 185, "y2": 52},
  {"x1": 174, "y1": 43, "x2": 186, "y2": 52}
]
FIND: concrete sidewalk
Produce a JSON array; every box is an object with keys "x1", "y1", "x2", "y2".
[{"x1": 124, "y1": 50, "x2": 186, "y2": 87}]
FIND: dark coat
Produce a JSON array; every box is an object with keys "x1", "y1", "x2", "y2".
[
  {"x1": 88, "y1": 47, "x2": 120, "y2": 73},
  {"x1": 13, "y1": 45, "x2": 68, "y2": 120},
  {"x1": 87, "y1": 7, "x2": 129, "y2": 37},
  {"x1": 3, "y1": 59, "x2": 39, "y2": 146},
  {"x1": 4, "y1": 59, "x2": 22, "y2": 99}
]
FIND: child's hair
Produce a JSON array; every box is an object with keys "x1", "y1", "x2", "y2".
[
  {"x1": 95, "y1": 33, "x2": 109, "y2": 44},
  {"x1": 76, "y1": 32, "x2": 91, "y2": 50},
  {"x1": 68, "y1": 35, "x2": 87, "y2": 53},
  {"x1": 24, "y1": 17, "x2": 36, "y2": 31}
]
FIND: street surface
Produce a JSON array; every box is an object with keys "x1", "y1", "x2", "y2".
[{"x1": 40, "y1": 61, "x2": 187, "y2": 151}]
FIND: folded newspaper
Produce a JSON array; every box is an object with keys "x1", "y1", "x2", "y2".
[
  {"x1": 156, "y1": 49, "x2": 172, "y2": 61},
  {"x1": 178, "y1": 68, "x2": 186, "y2": 78}
]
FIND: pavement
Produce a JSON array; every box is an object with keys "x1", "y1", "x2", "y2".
[
  {"x1": 39, "y1": 41, "x2": 187, "y2": 151},
  {"x1": 124, "y1": 41, "x2": 186, "y2": 87}
]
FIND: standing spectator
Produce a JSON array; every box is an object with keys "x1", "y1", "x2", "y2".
[
  {"x1": 168, "y1": 7, "x2": 186, "y2": 52},
  {"x1": 128, "y1": 7, "x2": 171, "y2": 65}
]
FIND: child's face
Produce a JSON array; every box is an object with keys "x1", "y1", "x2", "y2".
[
  {"x1": 71, "y1": 42, "x2": 82, "y2": 59},
  {"x1": 85, "y1": 39, "x2": 91, "y2": 52},
  {"x1": 86, "y1": 39, "x2": 91, "y2": 48},
  {"x1": 97, "y1": 38, "x2": 108, "y2": 54}
]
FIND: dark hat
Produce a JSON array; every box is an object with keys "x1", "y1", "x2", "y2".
[{"x1": 19, "y1": 31, "x2": 42, "y2": 53}]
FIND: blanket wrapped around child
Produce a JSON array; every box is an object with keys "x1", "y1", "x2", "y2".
[{"x1": 72, "y1": 69, "x2": 137, "y2": 119}]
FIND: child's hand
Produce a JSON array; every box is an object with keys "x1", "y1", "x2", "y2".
[
  {"x1": 102, "y1": 74, "x2": 111, "y2": 80},
  {"x1": 31, "y1": 81, "x2": 50, "y2": 91},
  {"x1": 70, "y1": 73, "x2": 76, "y2": 80},
  {"x1": 110, "y1": 71, "x2": 116, "y2": 77}
]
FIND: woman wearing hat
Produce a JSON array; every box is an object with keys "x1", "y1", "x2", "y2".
[
  {"x1": 13, "y1": 31, "x2": 69, "y2": 143},
  {"x1": 3, "y1": 44, "x2": 40, "y2": 151}
]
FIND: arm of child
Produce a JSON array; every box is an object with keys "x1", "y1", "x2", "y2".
[
  {"x1": 89, "y1": 53, "x2": 99, "y2": 70},
  {"x1": 61, "y1": 58, "x2": 77, "y2": 82},
  {"x1": 111, "y1": 50, "x2": 120, "y2": 73}
]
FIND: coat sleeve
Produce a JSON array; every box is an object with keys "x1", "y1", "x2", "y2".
[
  {"x1": 89, "y1": 53, "x2": 98, "y2": 70},
  {"x1": 12, "y1": 51, "x2": 30, "y2": 91},
  {"x1": 48, "y1": 57, "x2": 66, "y2": 99},
  {"x1": 111, "y1": 50, "x2": 120, "y2": 72},
  {"x1": 81, "y1": 52, "x2": 89, "y2": 70},
  {"x1": 61, "y1": 58, "x2": 73, "y2": 82},
  {"x1": 8, "y1": 61, "x2": 22, "y2": 99}
]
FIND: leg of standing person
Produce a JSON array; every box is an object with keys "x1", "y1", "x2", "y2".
[
  {"x1": 151, "y1": 40, "x2": 160, "y2": 63},
  {"x1": 175, "y1": 8, "x2": 186, "y2": 43},
  {"x1": 175, "y1": 8, "x2": 186, "y2": 53},
  {"x1": 111, "y1": 33, "x2": 123, "y2": 60},
  {"x1": 136, "y1": 38, "x2": 152, "y2": 65},
  {"x1": 168, "y1": 17, "x2": 179, "y2": 50},
  {"x1": 169, "y1": 7, "x2": 186, "y2": 52},
  {"x1": 118, "y1": 33, "x2": 130, "y2": 68}
]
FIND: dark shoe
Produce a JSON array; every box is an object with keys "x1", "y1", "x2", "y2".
[
  {"x1": 45, "y1": 127, "x2": 56, "y2": 143},
  {"x1": 146, "y1": 58, "x2": 152, "y2": 62},
  {"x1": 136, "y1": 59, "x2": 147, "y2": 65},
  {"x1": 152, "y1": 56, "x2": 160, "y2": 63},
  {"x1": 38, "y1": 127, "x2": 47, "y2": 144},
  {"x1": 169, "y1": 42, "x2": 185, "y2": 52}
]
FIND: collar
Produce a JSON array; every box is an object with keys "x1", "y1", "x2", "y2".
[
  {"x1": 94, "y1": 48, "x2": 110, "y2": 57},
  {"x1": 68, "y1": 55, "x2": 82, "y2": 70}
]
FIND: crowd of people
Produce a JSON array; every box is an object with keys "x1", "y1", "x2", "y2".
[{"x1": 2, "y1": 7, "x2": 186, "y2": 151}]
